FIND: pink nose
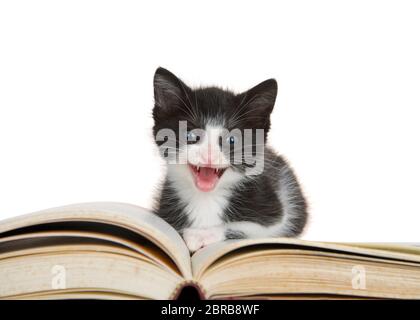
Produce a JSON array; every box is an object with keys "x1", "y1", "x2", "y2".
[{"x1": 200, "y1": 147, "x2": 214, "y2": 165}]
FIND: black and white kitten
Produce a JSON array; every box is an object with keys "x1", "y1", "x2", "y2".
[{"x1": 152, "y1": 67, "x2": 307, "y2": 252}]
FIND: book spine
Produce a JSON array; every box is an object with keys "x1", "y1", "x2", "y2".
[{"x1": 170, "y1": 280, "x2": 207, "y2": 300}]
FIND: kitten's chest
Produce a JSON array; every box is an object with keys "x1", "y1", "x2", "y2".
[{"x1": 177, "y1": 187, "x2": 230, "y2": 228}]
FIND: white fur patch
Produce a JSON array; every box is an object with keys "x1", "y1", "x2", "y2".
[
  {"x1": 186, "y1": 125, "x2": 230, "y2": 167},
  {"x1": 167, "y1": 164, "x2": 243, "y2": 229},
  {"x1": 168, "y1": 124, "x2": 244, "y2": 230},
  {"x1": 167, "y1": 122, "x2": 298, "y2": 242},
  {"x1": 183, "y1": 226, "x2": 225, "y2": 252}
]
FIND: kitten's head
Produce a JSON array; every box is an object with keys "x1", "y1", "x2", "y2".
[{"x1": 152, "y1": 67, "x2": 277, "y2": 192}]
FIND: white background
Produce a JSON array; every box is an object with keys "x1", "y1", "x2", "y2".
[{"x1": 0, "y1": 1, "x2": 419, "y2": 241}]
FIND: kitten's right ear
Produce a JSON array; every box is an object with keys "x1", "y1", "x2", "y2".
[{"x1": 153, "y1": 67, "x2": 190, "y2": 111}]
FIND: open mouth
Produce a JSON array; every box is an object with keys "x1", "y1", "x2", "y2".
[{"x1": 188, "y1": 164, "x2": 227, "y2": 192}]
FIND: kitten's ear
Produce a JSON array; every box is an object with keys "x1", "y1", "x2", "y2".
[
  {"x1": 235, "y1": 79, "x2": 278, "y2": 129},
  {"x1": 153, "y1": 67, "x2": 191, "y2": 112},
  {"x1": 241, "y1": 79, "x2": 277, "y2": 115}
]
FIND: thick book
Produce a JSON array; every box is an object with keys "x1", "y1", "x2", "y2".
[{"x1": 0, "y1": 202, "x2": 419, "y2": 299}]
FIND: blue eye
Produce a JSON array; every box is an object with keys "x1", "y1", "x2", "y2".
[
  {"x1": 227, "y1": 136, "x2": 236, "y2": 144},
  {"x1": 186, "y1": 131, "x2": 198, "y2": 142}
]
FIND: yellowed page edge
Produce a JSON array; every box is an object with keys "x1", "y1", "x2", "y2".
[
  {"x1": 0, "y1": 202, "x2": 192, "y2": 278},
  {"x1": 192, "y1": 238, "x2": 420, "y2": 278}
]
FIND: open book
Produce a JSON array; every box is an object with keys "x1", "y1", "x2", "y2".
[{"x1": 1, "y1": 202, "x2": 420, "y2": 299}]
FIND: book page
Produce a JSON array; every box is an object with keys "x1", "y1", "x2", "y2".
[
  {"x1": 199, "y1": 249, "x2": 420, "y2": 299},
  {"x1": 191, "y1": 238, "x2": 420, "y2": 279},
  {"x1": 0, "y1": 243, "x2": 181, "y2": 299},
  {"x1": 0, "y1": 230, "x2": 181, "y2": 276},
  {"x1": 0, "y1": 202, "x2": 192, "y2": 278}
]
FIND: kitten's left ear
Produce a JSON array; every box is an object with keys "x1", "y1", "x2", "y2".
[
  {"x1": 235, "y1": 79, "x2": 278, "y2": 129},
  {"x1": 153, "y1": 67, "x2": 191, "y2": 113}
]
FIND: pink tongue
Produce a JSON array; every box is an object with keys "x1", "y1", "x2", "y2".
[{"x1": 195, "y1": 167, "x2": 219, "y2": 192}]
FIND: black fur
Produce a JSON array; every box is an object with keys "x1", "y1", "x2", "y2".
[
  {"x1": 152, "y1": 67, "x2": 308, "y2": 238},
  {"x1": 155, "y1": 178, "x2": 190, "y2": 231}
]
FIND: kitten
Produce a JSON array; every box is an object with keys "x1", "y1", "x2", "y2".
[{"x1": 152, "y1": 67, "x2": 307, "y2": 252}]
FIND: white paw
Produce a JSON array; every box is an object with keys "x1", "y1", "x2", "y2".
[{"x1": 182, "y1": 226, "x2": 225, "y2": 252}]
